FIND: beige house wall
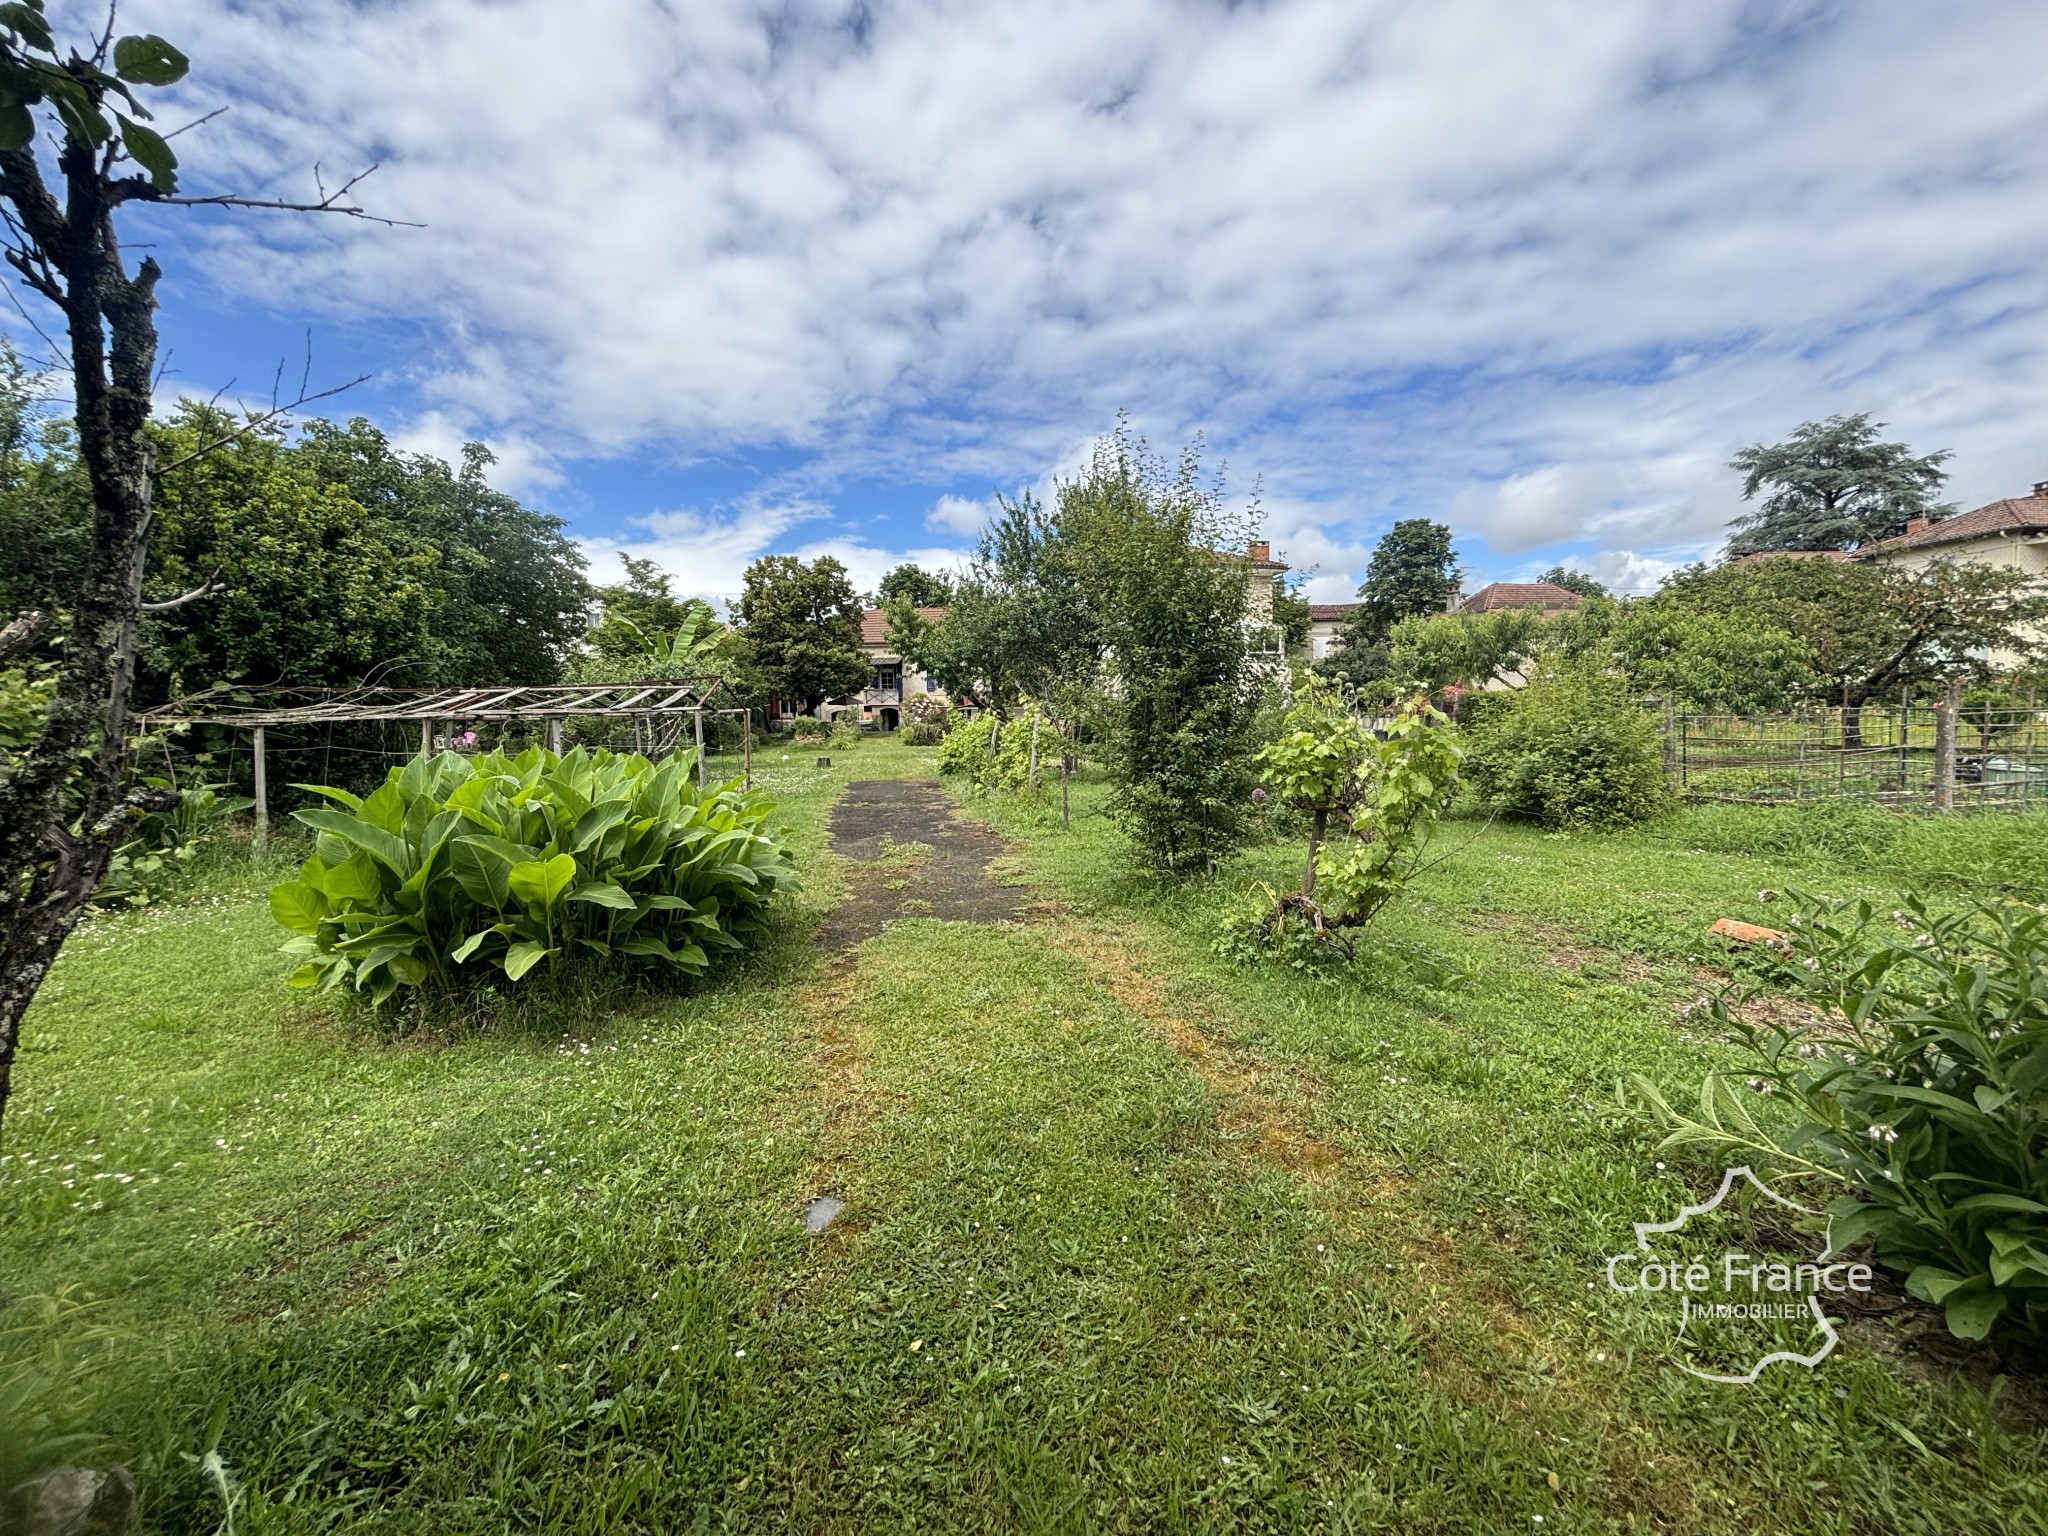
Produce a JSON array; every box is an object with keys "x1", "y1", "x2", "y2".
[{"x1": 1867, "y1": 534, "x2": 2048, "y2": 671}]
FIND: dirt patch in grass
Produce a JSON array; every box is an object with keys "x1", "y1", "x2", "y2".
[
  {"x1": 1465, "y1": 909, "x2": 1664, "y2": 984},
  {"x1": 816, "y1": 780, "x2": 1025, "y2": 951},
  {"x1": 795, "y1": 779, "x2": 1029, "y2": 1227},
  {"x1": 1048, "y1": 918, "x2": 1364, "y2": 1183}
]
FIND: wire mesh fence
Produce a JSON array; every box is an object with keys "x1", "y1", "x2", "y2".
[{"x1": 1669, "y1": 705, "x2": 2048, "y2": 807}]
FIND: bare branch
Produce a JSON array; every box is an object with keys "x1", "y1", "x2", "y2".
[
  {"x1": 163, "y1": 164, "x2": 424, "y2": 229},
  {"x1": 0, "y1": 610, "x2": 49, "y2": 663},
  {"x1": 162, "y1": 106, "x2": 229, "y2": 142},
  {"x1": 139, "y1": 566, "x2": 224, "y2": 613},
  {"x1": 94, "y1": 2, "x2": 120, "y2": 68},
  {"x1": 154, "y1": 373, "x2": 371, "y2": 476}
]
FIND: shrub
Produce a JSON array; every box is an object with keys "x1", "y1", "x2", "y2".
[
  {"x1": 269, "y1": 746, "x2": 794, "y2": 1007},
  {"x1": 1634, "y1": 893, "x2": 2048, "y2": 1343},
  {"x1": 95, "y1": 778, "x2": 254, "y2": 907},
  {"x1": 936, "y1": 707, "x2": 1055, "y2": 794},
  {"x1": 900, "y1": 722, "x2": 944, "y2": 746},
  {"x1": 1465, "y1": 663, "x2": 1669, "y2": 828},
  {"x1": 937, "y1": 712, "x2": 996, "y2": 777}
]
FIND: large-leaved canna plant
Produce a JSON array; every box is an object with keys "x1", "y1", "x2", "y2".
[
  {"x1": 1633, "y1": 893, "x2": 2048, "y2": 1343},
  {"x1": 268, "y1": 746, "x2": 795, "y2": 1005}
]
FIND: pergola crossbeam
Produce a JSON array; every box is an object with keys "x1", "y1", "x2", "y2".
[{"x1": 140, "y1": 679, "x2": 733, "y2": 728}]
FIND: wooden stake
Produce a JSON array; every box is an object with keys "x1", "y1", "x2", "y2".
[
  {"x1": 252, "y1": 726, "x2": 267, "y2": 848},
  {"x1": 744, "y1": 710, "x2": 753, "y2": 789},
  {"x1": 1933, "y1": 677, "x2": 1960, "y2": 812},
  {"x1": 420, "y1": 718, "x2": 432, "y2": 758},
  {"x1": 694, "y1": 710, "x2": 706, "y2": 789}
]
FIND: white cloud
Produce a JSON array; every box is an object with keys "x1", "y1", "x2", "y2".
[
  {"x1": 927, "y1": 494, "x2": 993, "y2": 536},
  {"x1": 392, "y1": 411, "x2": 562, "y2": 495},
  {"x1": 43, "y1": 0, "x2": 2048, "y2": 591},
  {"x1": 581, "y1": 501, "x2": 823, "y2": 611}
]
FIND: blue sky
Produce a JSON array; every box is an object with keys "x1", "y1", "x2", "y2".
[{"x1": 28, "y1": 0, "x2": 2048, "y2": 606}]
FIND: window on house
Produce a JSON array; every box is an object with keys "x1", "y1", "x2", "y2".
[
  {"x1": 871, "y1": 664, "x2": 902, "y2": 694},
  {"x1": 926, "y1": 676, "x2": 937, "y2": 692}
]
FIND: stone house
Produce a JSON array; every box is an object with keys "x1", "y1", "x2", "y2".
[{"x1": 819, "y1": 605, "x2": 951, "y2": 731}]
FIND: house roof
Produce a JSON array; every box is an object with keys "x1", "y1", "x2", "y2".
[
  {"x1": 1860, "y1": 490, "x2": 2048, "y2": 556},
  {"x1": 1307, "y1": 602, "x2": 1360, "y2": 623},
  {"x1": 860, "y1": 606, "x2": 946, "y2": 647},
  {"x1": 1458, "y1": 581, "x2": 1583, "y2": 614},
  {"x1": 1731, "y1": 548, "x2": 1857, "y2": 564}
]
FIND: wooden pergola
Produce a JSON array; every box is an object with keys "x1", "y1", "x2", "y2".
[{"x1": 141, "y1": 679, "x2": 751, "y2": 837}]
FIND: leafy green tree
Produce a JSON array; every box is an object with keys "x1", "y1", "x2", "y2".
[
  {"x1": 1384, "y1": 608, "x2": 1544, "y2": 696},
  {"x1": 1607, "y1": 601, "x2": 1814, "y2": 714},
  {"x1": 1060, "y1": 426, "x2": 1263, "y2": 876},
  {"x1": 139, "y1": 406, "x2": 441, "y2": 696},
  {"x1": 1726, "y1": 414, "x2": 1953, "y2": 554},
  {"x1": 1540, "y1": 565, "x2": 1608, "y2": 598},
  {"x1": 1658, "y1": 557, "x2": 2046, "y2": 741},
  {"x1": 1359, "y1": 519, "x2": 1460, "y2": 634},
  {"x1": 0, "y1": 342, "x2": 90, "y2": 622},
  {"x1": 1326, "y1": 519, "x2": 1459, "y2": 670},
  {"x1": 898, "y1": 491, "x2": 1098, "y2": 712},
  {"x1": 292, "y1": 419, "x2": 589, "y2": 684},
  {"x1": 1271, "y1": 578, "x2": 1313, "y2": 651},
  {"x1": 735, "y1": 554, "x2": 868, "y2": 714},
  {"x1": 582, "y1": 556, "x2": 701, "y2": 665},
  {"x1": 870, "y1": 562, "x2": 953, "y2": 609}
]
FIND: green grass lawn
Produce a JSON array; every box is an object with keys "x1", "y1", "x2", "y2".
[{"x1": 4, "y1": 737, "x2": 2045, "y2": 1532}]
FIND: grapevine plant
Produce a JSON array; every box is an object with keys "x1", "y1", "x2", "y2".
[
  {"x1": 269, "y1": 746, "x2": 794, "y2": 1006},
  {"x1": 1221, "y1": 683, "x2": 1464, "y2": 963}
]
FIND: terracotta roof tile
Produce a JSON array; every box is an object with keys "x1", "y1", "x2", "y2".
[
  {"x1": 860, "y1": 606, "x2": 946, "y2": 647},
  {"x1": 1457, "y1": 581, "x2": 1583, "y2": 614},
  {"x1": 1861, "y1": 492, "x2": 2048, "y2": 555},
  {"x1": 1307, "y1": 602, "x2": 1360, "y2": 623}
]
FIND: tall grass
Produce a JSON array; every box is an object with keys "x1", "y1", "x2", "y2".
[{"x1": 1658, "y1": 801, "x2": 2048, "y2": 895}]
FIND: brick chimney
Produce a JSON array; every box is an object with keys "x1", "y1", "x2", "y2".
[
  {"x1": 2033, "y1": 480, "x2": 2048, "y2": 499},
  {"x1": 1904, "y1": 515, "x2": 1929, "y2": 536},
  {"x1": 1248, "y1": 539, "x2": 1270, "y2": 563}
]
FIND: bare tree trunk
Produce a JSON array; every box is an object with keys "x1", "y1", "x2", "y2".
[
  {"x1": 1933, "y1": 677, "x2": 1960, "y2": 812},
  {"x1": 0, "y1": 142, "x2": 168, "y2": 1138},
  {"x1": 1303, "y1": 807, "x2": 1328, "y2": 899}
]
